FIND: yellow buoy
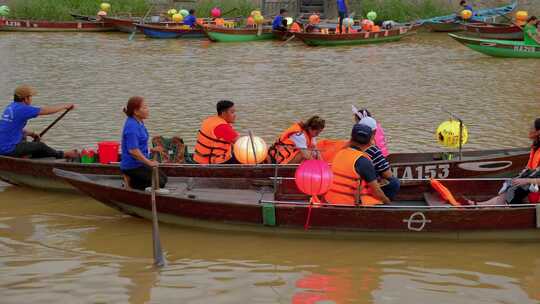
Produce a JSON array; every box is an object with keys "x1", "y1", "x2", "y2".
[
  {"x1": 436, "y1": 120, "x2": 468, "y2": 148},
  {"x1": 233, "y1": 135, "x2": 268, "y2": 164}
]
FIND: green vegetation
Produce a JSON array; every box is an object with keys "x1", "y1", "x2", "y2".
[
  {"x1": 349, "y1": 0, "x2": 454, "y2": 22},
  {"x1": 193, "y1": 0, "x2": 258, "y2": 18},
  {"x1": 6, "y1": 0, "x2": 149, "y2": 21}
]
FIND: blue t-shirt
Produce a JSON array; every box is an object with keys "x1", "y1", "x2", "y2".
[
  {"x1": 184, "y1": 14, "x2": 196, "y2": 27},
  {"x1": 337, "y1": 0, "x2": 347, "y2": 13},
  {"x1": 0, "y1": 102, "x2": 40, "y2": 154},
  {"x1": 272, "y1": 15, "x2": 284, "y2": 30},
  {"x1": 120, "y1": 117, "x2": 149, "y2": 170},
  {"x1": 463, "y1": 4, "x2": 473, "y2": 12}
]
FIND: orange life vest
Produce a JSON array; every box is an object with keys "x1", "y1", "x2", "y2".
[
  {"x1": 324, "y1": 147, "x2": 382, "y2": 206},
  {"x1": 215, "y1": 18, "x2": 225, "y2": 26},
  {"x1": 316, "y1": 139, "x2": 349, "y2": 163},
  {"x1": 527, "y1": 147, "x2": 540, "y2": 170},
  {"x1": 193, "y1": 115, "x2": 233, "y2": 164},
  {"x1": 268, "y1": 123, "x2": 312, "y2": 164},
  {"x1": 290, "y1": 22, "x2": 301, "y2": 32},
  {"x1": 430, "y1": 179, "x2": 460, "y2": 206}
]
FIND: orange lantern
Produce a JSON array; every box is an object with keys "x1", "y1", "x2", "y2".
[
  {"x1": 516, "y1": 10, "x2": 528, "y2": 22},
  {"x1": 233, "y1": 135, "x2": 268, "y2": 164},
  {"x1": 215, "y1": 18, "x2": 225, "y2": 26},
  {"x1": 309, "y1": 14, "x2": 320, "y2": 25},
  {"x1": 461, "y1": 9, "x2": 472, "y2": 20},
  {"x1": 371, "y1": 25, "x2": 381, "y2": 32},
  {"x1": 246, "y1": 16, "x2": 255, "y2": 26}
]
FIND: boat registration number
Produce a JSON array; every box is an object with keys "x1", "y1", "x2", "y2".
[
  {"x1": 514, "y1": 45, "x2": 536, "y2": 52},
  {"x1": 391, "y1": 164, "x2": 450, "y2": 179}
]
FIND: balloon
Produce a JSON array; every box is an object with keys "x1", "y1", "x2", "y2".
[
  {"x1": 308, "y1": 14, "x2": 320, "y2": 25},
  {"x1": 251, "y1": 10, "x2": 262, "y2": 17},
  {"x1": 461, "y1": 9, "x2": 472, "y2": 20},
  {"x1": 295, "y1": 160, "x2": 333, "y2": 196},
  {"x1": 100, "y1": 2, "x2": 111, "y2": 12},
  {"x1": 179, "y1": 9, "x2": 189, "y2": 17},
  {"x1": 233, "y1": 135, "x2": 268, "y2": 164},
  {"x1": 516, "y1": 10, "x2": 528, "y2": 22},
  {"x1": 367, "y1": 11, "x2": 377, "y2": 21},
  {"x1": 172, "y1": 13, "x2": 183, "y2": 23},
  {"x1": 167, "y1": 9, "x2": 177, "y2": 16},
  {"x1": 343, "y1": 17, "x2": 354, "y2": 27},
  {"x1": 246, "y1": 16, "x2": 255, "y2": 26},
  {"x1": 253, "y1": 14, "x2": 264, "y2": 25},
  {"x1": 211, "y1": 7, "x2": 221, "y2": 18},
  {"x1": 97, "y1": 10, "x2": 107, "y2": 17},
  {"x1": 436, "y1": 120, "x2": 468, "y2": 148},
  {"x1": 285, "y1": 17, "x2": 293, "y2": 26},
  {"x1": 0, "y1": 5, "x2": 9, "y2": 17}
]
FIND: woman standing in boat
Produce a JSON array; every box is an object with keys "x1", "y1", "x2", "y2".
[
  {"x1": 120, "y1": 96, "x2": 167, "y2": 190},
  {"x1": 523, "y1": 16, "x2": 540, "y2": 45}
]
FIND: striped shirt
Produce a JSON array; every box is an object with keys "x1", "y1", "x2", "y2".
[{"x1": 365, "y1": 145, "x2": 390, "y2": 176}]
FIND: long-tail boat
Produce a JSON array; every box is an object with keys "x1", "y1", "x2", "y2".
[
  {"x1": 54, "y1": 169, "x2": 540, "y2": 240},
  {"x1": 462, "y1": 22, "x2": 523, "y2": 40},
  {"x1": 294, "y1": 26, "x2": 414, "y2": 47},
  {"x1": 420, "y1": 1, "x2": 517, "y2": 32},
  {"x1": 0, "y1": 18, "x2": 115, "y2": 32},
  {"x1": 101, "y1": 15, "x2": 142, "y2": 33},
  {"x1": 449, "y1": 34, "x2": 540, "y2": 58},
  {"x1": 203, "y1": 25, "x2": 275, "y2": 42},
  {"x1": 135, "y1": 23, "x2": 205, "y2": 39},
  {"x1": 0, "y1": 147, "x2": 529, "y2": 192}
]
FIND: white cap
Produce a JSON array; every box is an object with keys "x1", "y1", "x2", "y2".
[{"x1": 358, "y1": 116, "x2": 377, "y2": 131}]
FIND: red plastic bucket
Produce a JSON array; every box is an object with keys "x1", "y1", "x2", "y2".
[{"x1": 98, "y1": 141, "x2": 119, "y2": 164}]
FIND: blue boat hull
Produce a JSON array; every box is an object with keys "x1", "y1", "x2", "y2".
[{"x1": 141, "y1": 28, "x2": 205, "y2": 39}]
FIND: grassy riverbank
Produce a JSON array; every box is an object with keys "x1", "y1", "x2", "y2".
[{"x1": 349, "y1": 0, "x2": 453, "y2": 22}]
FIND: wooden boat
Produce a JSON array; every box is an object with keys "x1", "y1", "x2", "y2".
[
  {"x1": 101, "y1": 16, "x2": 141, "y2": 33},
  {"x1": 0, "y1": 147, "x2": 529, "y2": 192},
  {"x1": 463, "y1": 22, "x2": 523, "y2": 40},
  {"x1": 70, "y1": 14, "x2": 98, "y2": 22},
  {"x1": 54, "y1": 169, "x2": 540, "y2": 240},
  {"x1": 294, "y1": 26, "x2": 414, "y2": 47},
  {"x1": 0, "y1": 18, "x2": 116, "y2": 32},
  {"x1": 449, "y1": 34, "x2": 540, "y2": 58},
  {"x1": 272, "y1": 29, "x2": 295, "y2": 41},
  {"x1": 135, "y1": 23, "x2": 205, "y2": 39},
  {"x1": 204, "y1": 25, "x2": 275, "y2": 42},
  {"x1": 420, "y1": 1, "x2": 517, "y2": 32}
]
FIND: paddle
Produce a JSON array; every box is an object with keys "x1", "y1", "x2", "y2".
[
  {"x1": 280, "y1": 33, "x2": 295, "y2": 46},
  {"x1": 248, "y1": 131, "x2": 258, "y2": 165},
  {"x1": 151, "y1": 166, "x2": 166, "y2": 267},
  {"x1": 129, "y1": 4, "x2": 154, "y2": 41},
  {"x1": 37, "y1": 108, "x2": 71, "y2": 140}
]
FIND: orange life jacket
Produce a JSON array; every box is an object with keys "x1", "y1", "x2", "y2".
[
  {"x1": 290, "y1": 22, "x2": 301, "y2": 32},
  {"x1": 324, "y1": 147, "x2": 382, "y2": 206},
  {"x1": 316, "y1": 139, "x2": 349, "y2": 163},
  {"x1": 527, "y1": 147, "x2": 540, "y2": 170},
  {"x1": 193, "y1": 115, "x2": 233, "y2": 164},
  {"x1": 215, "y1": 18, "x2": 225, "y2": 26},
  {"x1": 268, "y1": 123, "x2": 312, "y2": 164},
  {"x1": 430, "y1": 179, "x2": 460, "y2": 206}
]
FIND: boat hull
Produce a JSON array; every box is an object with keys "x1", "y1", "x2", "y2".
[
  {"x1": 450, "y1": 34, "x2": 540, "y2": 58},
  {"x1": 295, "y1": 28, "x2": 411, "y2": 46},
  {"x1": 136, "y1": 24, "x2": 205, "y2": 39},
  {"x1": 463, "y1": 23, "x2": 523, "y2": 40},
  {"x1": 204, "y1": 26, "x2": 274, "y2": 42},
  {"x1": 0, "y1": 18, "x2": 115, "y2": 32}
]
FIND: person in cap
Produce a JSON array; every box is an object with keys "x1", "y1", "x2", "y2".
[
  {"x1": 0, "y1": 85, "x2": 78, "y2": 159},
  {"x1": 352, "y1": 105, "x2": 388, "y2": 156},
  {"x1": 356, "y1": 116, "x2": 400, "y2": 200},
  {"x1": 324, "y1": 124, "x2": 390, "y2": 205}
]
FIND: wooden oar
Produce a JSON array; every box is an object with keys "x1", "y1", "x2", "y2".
[
  {"x1": 151, "y1": 166, "x2": 166, "y2": 267},
  {"x1": 280, "y1": 33, "x2": 295, "y2": 46},
  {"x1": 248, "y1": 131, "x2": 258, "y2": 165},
  {"x1": 38, "y1": 108, "x2": 71, "y2": 139}
]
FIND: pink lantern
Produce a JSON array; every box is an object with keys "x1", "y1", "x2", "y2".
[
  {"x1": 211, "y1": 7, "x2": 221, "y2": 18},
  {"x1": 295, "y1": 159, "x2": 333, "y2": 196}
]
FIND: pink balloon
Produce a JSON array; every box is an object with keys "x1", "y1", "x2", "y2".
[
  {"x1": 295, "y1": 160, "x2": 333, "y2": 196},
  {"x1": 211, "y1": 7, "x2": 221, "y2": 18},
  {"x1": 374, "y1": 122, "x2": 389, "y2": 157}
]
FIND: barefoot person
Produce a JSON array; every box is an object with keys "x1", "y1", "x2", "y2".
[
  {"x1": 0, "y1": 85, "x2": 78, "y2": 159},
  {"x1": 120, "y1": 96, "x2": 167, "y2": 190}
]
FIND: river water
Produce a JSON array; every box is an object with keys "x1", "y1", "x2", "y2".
[{"x1": 0, "y1": 32, "x2": 539, "y2": 303}]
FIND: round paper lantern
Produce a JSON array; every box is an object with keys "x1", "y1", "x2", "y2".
[
  {"x1": 295, "y1": 160, "x2": 333, "y2": 196},
  {"x1": 343, "y1": 17, "x2": 354, "y2": 27},
  {"x1": 516, "y1": 10, "x2": 528, "y2": 22},
  {"x1": 253, "y1": 14, "x2": 264, "y2": 25},
  {"x1": 309, "y1": 14, "x2": 320, "y2": 25},
  {"x1": 285, "y1": 17, "x2": 293, "y2": 26},
  {"x1": 167, "y1": 9, "x2": 178, "y2": 16},
  {"x1": 246, "y1": 16, "x2": 255, "y2": 26},
  {"x1": 367, "y1": 11, "x2": 377, "y2": 21},
  {"x1": 233, "y1": 136, "x2": 268, "y2": 164},
  {"x1": 97, "y1": 10, "x2": 107, "y2": 17},
  {"x1": 100, "y1": 2, "x2": 111, "y2": 12},
  {"x1": 211, "y1": 7, "x2": 221, "y2": 18},
  {"x1": 251, "y1": 10, "x2": 262, "y2": 17},
  {"x1": 172, "y1": 13, "x2": 183, "y2": 23},
  {"x1": 179, "y1": 9, "x2": 189, "y2": 17},
  {"x1": 0, "y1": 5, "x2": 10, "y2": 17},
  {"x1": 461, "y1": 9, "x2": 472, "y2": 20},
  {"x1": 436, "y1": 120, "x2": 469, "y2": 148}
]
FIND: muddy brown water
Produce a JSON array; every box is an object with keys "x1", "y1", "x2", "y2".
[{"x1": 0, "y1": 32, "x2": 539, "y2": 303}]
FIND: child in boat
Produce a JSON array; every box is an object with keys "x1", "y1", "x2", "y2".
[
  {"x1": 523, "y1": 16, "x2": 540, "y2": 45},
  {"x1": 352, "y1": 105, "x2": 389, "y2": 156}
]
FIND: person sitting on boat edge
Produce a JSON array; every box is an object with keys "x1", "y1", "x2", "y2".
[
  {"x1": 523, "y1": 16, "x2": 540, "y2": 45},
  {"x1": 194, "y1": 100, "x2": 239, "y2": 164},
  {"x1": 120, "y1": 96, "x2": 167, "y2": 190},
  {"x1": 470, "y1": 118, "x2": 540, "y2": 206},
  {"x1": 267, "y1": 116, "x2": 325, "y2": 164},
  {"x1": 0, "y1": 85, "x2": 78, "y2": 160},
  {"x1": 184, "y1": 9, "x2": 197, "y2": 28},
  {"x1": 357, "y1": 116, "x2": 400, "y2": 201},
  {"x1": 272, "y1": 9, "x2": 288, "y2": 31},
  {"x1": 324, "y1": 124, "x2": 390, "y2": 205}
]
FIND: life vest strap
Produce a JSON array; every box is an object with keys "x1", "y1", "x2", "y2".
[{"x1": 198, "y1": 129, "x2": 229, "y2": 145}]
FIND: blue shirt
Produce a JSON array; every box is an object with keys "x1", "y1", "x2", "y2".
[
  {"x1": 272, "y1": 15, "x2": 284, "y2": 30},
  {"x1": 463, "y1": 4, "x2": 473, "y2": 12},
  {"x1": 120, "y1": 117, "x2": 149, "y2": 170},
  {"x1": 0, "y1": 102, "x2": 40, "y2": 154},
  {"x1": 337, "y1": 0, "x2": 347, "y2": 13},
  {"x1": 184, "y1": 14, "x2": 196, "y2": 27}
]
